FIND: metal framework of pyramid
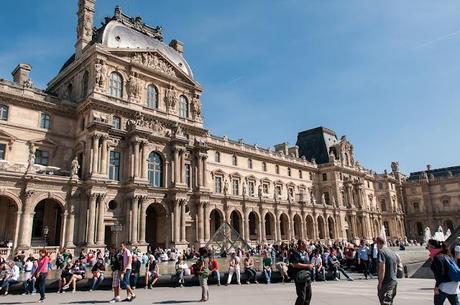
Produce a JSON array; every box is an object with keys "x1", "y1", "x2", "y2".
[{"x1": 205, "y1": 221, "x2": 252, "y2": 255}]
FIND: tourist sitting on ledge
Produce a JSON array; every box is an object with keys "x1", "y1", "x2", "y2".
[
  {"x1": 58, "y1": 263, "x2": 73, "y2": 294},
  {"x1": 0, "y1": 261, "x2": 20, "y2": 296},
  {"x1": 243, "y1": 253, "x2": 257, "y2": 284},
  {"x1": 62, "y1": 260, "x2": 85, "y2": 293},
  {"x1": 174, "y1": 256, "x2": 188, "y2": 287},
  {"x1": 208, "y1": 255, "x2": 221, "y2": 286},
  {"x1": 226, "y1": 252, "x2": 241, "y2": 285},
  {"x1": 262, "y1": 251, "x2": 272, "y2": 284},
  {"x1": 90, "y1": 259, "x2": 106, "y2": 291},
  {"x1": 145, "y1": 255, "x2": 159, "y2": 289}
]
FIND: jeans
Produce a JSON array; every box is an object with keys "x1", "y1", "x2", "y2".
[
  {"x1": 263, "y1": 269, "x2": 272, "y2": 283},
  {"x1": 330, "y1": 266, "x2": 352, "y2": 280},
  {"x1": 360, "y1": 260, "x2": 369, "y2": 278},
  {"x1": 227, "y1": 267, "x2": 241, "y2": 284},
  {"x1": 2, "y1": 279, "x2": 19, "y2": 292},
  {"x1": 294, "y1": 279, "x2": 312, "y2": 305},
  {"x1": 199, "y1": 275, "x2": 209, "y2": 301},
  {"x1": 121, "y1": 270, "x2": 131, "y2": 289},
  {"x1": 378, "y1": 280, "x2": 397, "y2": 305},
  {"x1": 245, "y1": 268, "x2": 257, "y2": 283},
  {"x1": 311, "y1": 267, "x2": 325, "y2": 281},
  {"x1": 434, "y1": 290, "x2": 459, "y2": 305},
  {"x1": 175, "y1": 270, "x2": 184, "y2": 285},
  {"x1": 129, "y1": 272, "x2": 139, "y2": 288},
  {"x1": 37, "y1": 273, "x2": 48, "y2": 301},
  {"x1": 91, "y1": 274, "x2": 105, "y2": 290},
  {"x1": 211, "y1": 270, "x2": 221, "y2": 284},
  {"x1": 24, "y1": 277, "x2": 36, "y2": 294}
]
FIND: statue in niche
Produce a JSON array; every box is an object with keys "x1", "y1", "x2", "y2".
[
  {"x1": 127, "y1": 72, "x2": 141, "y2": 101},
  {"x1": 191, "y1": 96, "x2": 202, "y2": 117},
  {"x1": 95, "y1": 59, "x2": 107, "y2": 91},
  {"x1": 71, "y1": 156, "x2": 80, "y2": 178},
  {"x1": 165, "y1": 87, "x2": 178, "y2": 112}
]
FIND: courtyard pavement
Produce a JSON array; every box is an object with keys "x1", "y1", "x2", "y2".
[{"x1": 2, "y1": 278, "x2": 436, "y2": 305}]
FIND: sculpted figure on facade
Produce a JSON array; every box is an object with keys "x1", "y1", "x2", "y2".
[
  {"x1": 26, "y1": 143, "x2": 35, "y2": 172},
  {"x1": 127, "y1": 72, "x2": 141, "y2": 102},
  {"x1": 164, "y1": 87, "x2": 178, "y2": 113},
  {"x1": 131, "y1": 52, "x2": 175, "y2": 77},
  {"x1": 95, "y1": 59, "x2": 107, "y2": 92},
  {"x1": 191, "y1": 95, "x2": 201, "y2": 117},
  {"x1": 71, "y1": 156, "x2": 80, "y2": 178}
]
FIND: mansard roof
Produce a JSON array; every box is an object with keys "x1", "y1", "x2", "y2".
[
  {"x1": 61, "y1": 6, "x2": 193, "y2": 79},
  {"x1": 408, "y1": 165, "x2": 460, "y2": 181}
]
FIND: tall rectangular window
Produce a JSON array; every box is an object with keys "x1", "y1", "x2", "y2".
[
  {"x1": 232, "y1": 179, "x2": 239, "y2": 196},
  {"x1": 263, "y1": 183, "x2": 269, "y2": 194},
  {"x1": 322, "y1": 173, "x2": 327, "y2": 181},
  {"x1": 215, "y1": 176, "x2": 222, "y2": 194},
  {"x1": 113, "y1": 116, "x2": 121, "y2": 129},
  {"x1": 109, "y1": 151, "x2": 121, "y2": 181},
  {"x1": 34, "y1": 150, "x2": 49, "y2": 166},
  {"x1": 248, "y1": 181, "x2": 255, "y2": 196},
  {"x1": 40, "y1": 113, "x2": 51, "y2": 129},
  {"x1": 275, "y1": 185, "x2": 282, "y2": 197},
  {"x1": 0, "y1": 105, "x2": 8, "y2": 121},
  {"x1": 0, "y1": 144, "x2": 5, "y2": 160},
  {"x1": 185, "y1": 164, "x2": 191, "y2": 188}
]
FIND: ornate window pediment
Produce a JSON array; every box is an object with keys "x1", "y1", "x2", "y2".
[{"x1": 0, "y1": 129, "x2": 16, "y2": 148}]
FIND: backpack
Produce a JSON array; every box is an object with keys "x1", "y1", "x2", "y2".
[{"x1": 445, "y1": 256, "x2": 460, "y2": 282}]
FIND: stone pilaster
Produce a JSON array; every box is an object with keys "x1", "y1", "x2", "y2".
[
  {"x1": 86, "y1": 193, "x2": 98, "y2": 246},
  {"x1": 96, "y1": 193, "x2": 106, "y2": 245}
]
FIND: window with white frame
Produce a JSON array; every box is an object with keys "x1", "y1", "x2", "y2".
[
  {"x1": 0, "y1": 104, "x2": 9, "y2": 121},
  {"x1": 147, "y1": 84, "x2": 159, "y2": 108},
  {"x1": 109, "y1": 151, "x2": 121, "y2": 181},
  {"x1": 232, "y1": 179, "x2": 239, "y2": 196},
  {"x1": 109, "y1": 72, "x2": 123, "y2": 98},
  {"x1": 40, "y1": 113, "x2": 51, "y2": 129},
  {"x1": 215, "y1": 176, "x2": 222, "y2": 194},
  {"x1": 179, "y1": 95, "x2": 189, "y2": 118},
  {"x1": 112, "y1": 116, "x2": 121, "y2": 129}
]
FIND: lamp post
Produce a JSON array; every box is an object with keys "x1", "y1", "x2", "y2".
[{"x1": 43, "y1": 225, "x2": 49, "y2": 249}]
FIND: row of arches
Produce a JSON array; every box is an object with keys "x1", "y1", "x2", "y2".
[{"x1": 208, "y1": 208, "x2": 337, "y2": 241}]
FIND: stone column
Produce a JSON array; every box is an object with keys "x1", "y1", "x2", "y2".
[
  {"x1": 259, "y1": 212, "x2": 265, "y2": 242},
  {"x1": 140, "y1": 143, "x2": 146, "y2": 179},
  {"x1": 300, "y1": 212, "x2": 306, "y2": 240},
  {"x1": 181, "y1": 201, "x2": 187, "y2": 243},
  {"x1": 86, "y1": 193, "x2": 97, "y2": 246},
  {"x1": 173, "y1": 149, "x2": 179, "y2": 184},
  {"x1": 275, "y1": 214, "x2": 281, "y2": 242},
  {"x1": 203, "y1": 203, "x2": 210, "y2": 241},
  {"x1": 13, "y1": 210, "x2": 22, "y2": 250},
  {"x1": 91, "y1": 135, "x2": 99, "y2": 174},
  {"x1": 96, "y1": 194, "x2": 106, "y2": 245},
  {"x1": 60, "y1": 211, "x2": 68, "y2": 247},
  {"x1": 65, "y1": 207, "x2": 76, "y2": 248},
  {"x1": 100, "y1": 136, "x2": 108, "y2": 175},
  {"x1": 244, "y1": 211, "x2": 250, "y2": 241},
  {"x1": 129, "y1": 142, "x2": 134, "y2": 179},
  {"x1": 180, "y1": 150, "x2": 185, "y2": 184},
  {"x1": 197, "y1": 155, "x2": 203, "y2": 187},
  {"x1": 196, "y1": 202, "x2": 204, "y2": 243},
  {"x1": 139, "y1": 197, "x2": 147, "y2": 244},
  {"x1": 131, "y1": 196, "x2": 139, "y2": 245},
  {"x1": 202, "y1": 155, "x2": 208, "y2": 187},
  {"x1": 134, "y1": 141, "x2": 140, "y2": 178},
  {"x1": 18, "y1": 192, "x2": 34, "y2": 249},
  {"x1": 173, "y1": 201, "x2": 180, "y2": 243}
]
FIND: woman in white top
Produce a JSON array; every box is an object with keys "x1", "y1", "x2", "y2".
[{"x1": 226, "y1": 252, "x2": 241, "y2": 285}]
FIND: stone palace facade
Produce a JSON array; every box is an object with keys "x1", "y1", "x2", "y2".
[{"x1": 0, "y1": 0, "x2": 407, "y2": 255}]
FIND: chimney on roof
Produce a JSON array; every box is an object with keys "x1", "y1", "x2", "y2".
[
  {"x1": 12, "y1": 64, "x2": 32, "y2": 86},
  {"x1": 75, "y1": 0, "x2": 96, "y2": 59},
  {"x1": 274, "y1": 142, "x2": 289, "y2": 155},
  {"x1": 169, "y1": 39, "x2": 184, "y2": 54},
  {"x1": 288, "y1": 146, "x2": 299, "y2": 158}
]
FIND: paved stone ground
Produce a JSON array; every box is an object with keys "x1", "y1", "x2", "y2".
[{"x1": 2, "y1": 278, "x2": 435, "y2": 305}]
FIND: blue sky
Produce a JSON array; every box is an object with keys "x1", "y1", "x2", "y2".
[{"x1": 1, "y1": 0, "x2": 459, "y2": 174}]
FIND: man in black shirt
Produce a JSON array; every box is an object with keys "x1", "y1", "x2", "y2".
[{"x1": 289, "y1": 239, "x2": 313, "y2": 305}]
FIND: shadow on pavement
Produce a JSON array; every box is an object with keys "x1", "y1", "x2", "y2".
[{"x1": 154, "y1": 301, "x2": 201, "y2": 304}]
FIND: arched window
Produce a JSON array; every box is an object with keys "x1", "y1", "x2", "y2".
[
  {"x1": 81, "y1": 71, "x2": 89, "y2": 98},
  {"x1": 179, "y1": 95, "x2": 189, "y2": 118},
  {"x1": 147, "y1": 84, "x2": 158, "y2": 108},
  {"x1": 109, "y1": 72, "x2": 123, "y2": 98},
  {"x1": 148, "y1": 152, "x2": 163, "y2": 187}
]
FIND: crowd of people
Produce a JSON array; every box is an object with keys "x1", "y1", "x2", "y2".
[{"x1": 0, "y1": 236, "x2": 458, "y2": 304}]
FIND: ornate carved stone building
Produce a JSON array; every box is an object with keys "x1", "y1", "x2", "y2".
[
  {"x1": 403, "y1": 165, "x2": 460, "y2": 240},
  {"x1": 0, "y1": 1, "x2": 406, "y2": 255}
]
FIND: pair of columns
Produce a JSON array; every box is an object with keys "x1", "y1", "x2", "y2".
[
  {"x1": 172, "y1": 200, "x2": 187, "y2": 244},
  {"x1": 86, "y1": 193, "x2": 106, "y2": 246},
  {"x1": 129, "y1": 195, "x2": 148, "y2": 245},
  {"x1": 129, "y1": 139, "x2": 148, "y2": 180},
  {"x1": 90, "y1": 134, "x2": 109, "y2": 176},
  {"x1": 195, "y1": 153, "x2": 207, "y2": 188},
  {"x1": 172, "y1": 147, "x2": 186, "y2": 185}
]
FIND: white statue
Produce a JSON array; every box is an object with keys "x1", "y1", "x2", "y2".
[
  {"x1": 424, "y1": 227, "x2": 432, "y2": 245},
  {"x1": 71, "y1": 156, "x2": 80, "y2": 178}
]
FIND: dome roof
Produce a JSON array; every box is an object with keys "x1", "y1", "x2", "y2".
[{"x1": 100, "y1": 20, "x2": 193, "y2": 79}]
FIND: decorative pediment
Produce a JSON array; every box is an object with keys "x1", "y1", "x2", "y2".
[
  {"x1": 29, "y1": 137, "x2": 58, "y2": 149},
  {"x1": 0, "y1": 129, "x2": 16, "y2": 147}
]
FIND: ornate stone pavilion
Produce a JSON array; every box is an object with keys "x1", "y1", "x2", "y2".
[{"x1": 0, "y1": 0, "x2": 406, "y2": 256}]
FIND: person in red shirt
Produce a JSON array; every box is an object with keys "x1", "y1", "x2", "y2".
[
  {"x1": 207, "y1": 255, "x2": 221, "y2": 286},
  {"x1": 34, "y1": 249, "x2": 50, "y2": 303}
]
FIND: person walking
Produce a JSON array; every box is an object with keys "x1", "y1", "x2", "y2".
[
  {"x1": 427, "y1": 239, "x2": 459, "y2": 305},
  {"x1": 109, "y1": 248, "x2": 123, "y2": 303},
  {"x1": 376, "y1": 237, "x2": 398, "y2": 305},
  {"x1": 34, "y1": 249, "x2": 50, "y2": 303},
  {"x1": 120, "y1": 242, "x2": 135, "y2": 301},
  {"x1": 289, "y1": 239, "x2": 313, "y2": 305},
  {"x1": 196, "y1": 248, "x2": 210, "y2": 302}
]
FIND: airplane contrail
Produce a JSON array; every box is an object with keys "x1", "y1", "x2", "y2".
[{"x1": 414, "y1": 29, "x2": 460, "y2": 49}]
